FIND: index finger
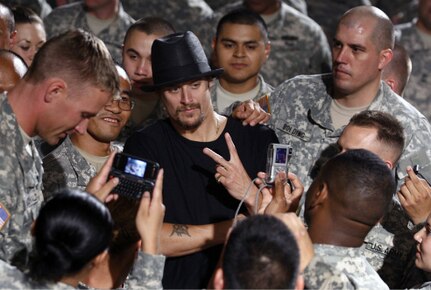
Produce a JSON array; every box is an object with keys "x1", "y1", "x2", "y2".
[
  {"x1": 224, "y1": 132, "x2": 240, "y2": 162},
  {"x1": 203, "y1": 147, "x2": 229, "y2": 167},
  {"x1": 151, "y1": 169, "x2": 164, "y2": 204}
]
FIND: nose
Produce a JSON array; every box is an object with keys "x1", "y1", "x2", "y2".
[
  {"x1": 233, "y1": 45, "x2": 245, "y2": 58},
  {"x1": 414, "y1": 227, "x2": 426, "y2": 244},
  {"x1": 74, "y1": 118, "x2": 89, "y2": 135},
  {"x1": 334, "y1": 46, "x2": 348, "y2": 64},
  {"x1": 136, "y1": 59, "x2": 150, "y2": 77},
  {"x1": 180, "y1": 86, "x2": 193, "y2": 104},
  {"x1": 105, "y1": 99, "x2": 122, "y2": 113}
]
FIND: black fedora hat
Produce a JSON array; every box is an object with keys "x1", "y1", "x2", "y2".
[{"x1": 141, "y1": 31, "x2": 223, "y2": 92}]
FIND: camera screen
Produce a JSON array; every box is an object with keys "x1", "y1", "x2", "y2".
[
  {"x1": 275, "y1": 147, "x2": 287, "y2": 164},
  {"x1": 124, "y1": 157, "x2": 147, "y2": 177}
]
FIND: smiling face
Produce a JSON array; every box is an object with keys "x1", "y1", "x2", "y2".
[
  {"x1": 86, "y1": 69, "x2": 132, "y2": 143},
  {"x1": 414, "y1": 213, "x2": 431, "y2": 271},
  {"x1": 11, "y1": 22, "x2": 46, "y2": 66},
  {"x1": 214, "y1": 22, "x2": 269, "y2": 89}
]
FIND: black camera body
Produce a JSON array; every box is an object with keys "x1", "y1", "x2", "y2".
[{"x1": 109, "y1": 152, "x2": 160, "y2": 199}]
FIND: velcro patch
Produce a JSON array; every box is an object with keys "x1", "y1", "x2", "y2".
[{"x1": 0, "y1": 203, "x2": 11, "y2": 231}]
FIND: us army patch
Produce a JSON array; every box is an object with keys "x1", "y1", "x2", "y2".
[{"x1": 0, "y1": 202, "x2": 10, "y2": 231}]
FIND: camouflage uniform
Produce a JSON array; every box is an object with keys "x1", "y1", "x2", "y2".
[
  {"x1": 304, "y1": 244, "x2": 389, "y2": 290},
  {"x1": 125, "y1": 252, "x2": 166, "y2": 290},
  {"x1": 43, "y1": 2, "x2": 134, "y2": 62},
  {"x1": 42, "y1": 137, "x2": 96, "y2": 200},
  {"x1": 0, "y1": 251, "x2": 164, "y2": 289},
  {"x1": 361, "y1": 202, "x2": 423, "y2": 288},
  {"x1": 269, "y1": 73, "x2": 431, "y2": 191},
  {"x1": 306, "y1": 0, "x2": 372, "y2": 42},
  {"x1": 396, "y1": 22, "x2": 431, "y2": 120},
  {"x1": 210, "y1": 74, "x2": 274, "y2": 115},
  {"x1": 269, "y1": 73, "x2": 431, "y2": 287},
  {"x1": 0, "y1": 93, "x2": 44, "y2": 267},
  {"x1": 215, "y1": 1, "x2": 332, "y2": 86}
]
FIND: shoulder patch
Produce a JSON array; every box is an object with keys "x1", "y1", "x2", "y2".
[{"x1": 0, "y1": 203, "x2": 11, "y2": 231}]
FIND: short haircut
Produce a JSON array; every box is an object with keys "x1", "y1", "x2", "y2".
[
  {"x1": 123, "y1": 16, "x2": 175, "y2": 44},
  {"x1": 339, "y1": 6, "x2": 394, "y2": 51},
  {"x1": 382, "y1": 43, "x2": 412, "y2": 95},
  {"x1": 215, "y1": 8, "x2": 269, "y2": 43},
  {"x1": 318, "y1": 149, "x2": 395, "y2": 226},
  {"x1": 0, "y1": 3, "x2": 15, "y2": 33},
  {"x1": 25, "y1": 29, "x2": 119, "y2": 97},
  {"x1": 223, "y1": 215, "x2": 300, "y2": 289},
  {"x1": 11, "y1": 5, "x2": 44, "y2": 26},
  {"x1": 348, "y1": 110, "x2": 405, "y2": 163},
  {"x1": 30, "y1": 189, "x2": 113, "y2": 282}
]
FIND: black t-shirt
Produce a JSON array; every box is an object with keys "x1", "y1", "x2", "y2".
[{"x1": 124, "y1": 116, "x2": 278, "y2": 289}]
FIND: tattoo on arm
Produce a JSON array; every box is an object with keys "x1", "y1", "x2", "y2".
[{"x1": 170, "y1": 224, "x2": 191, "y2": 237}]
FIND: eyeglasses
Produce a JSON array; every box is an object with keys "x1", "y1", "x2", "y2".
[{"x1": 105, "y1": 95, "x2": 135, "y2": 111}]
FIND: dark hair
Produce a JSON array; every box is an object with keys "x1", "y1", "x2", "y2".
[
  {"x1": 12, "y1": 5, "x2": 44, "y2": 26},
  {"x1": 25, "y1": 29, "x2": 119, "y2": 97},
  {"x1": 30, "y1": 189, "x2": 113, "y2": 282},
  {"x1": 319, "y1": 149, "x2": 395, "y2": 225},
  {"x1": 223, "y1": 215, "x2": 300, "y2": 289},
  {"x1": 216, "y1": 8, "x2": 268, "y2": 43},
  {"x1": 349, "y1": 110, "x2": 405, "y2": 163},
  {"x1": 0, "y1": 3, "x2": 15, "y2": 33},
  {"x1": 123, "y1": 16, "x2": 175, "y2": 44}
]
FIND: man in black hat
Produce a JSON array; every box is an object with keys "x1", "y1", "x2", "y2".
[{"x1": 124, "y1": 31, "x2": 278, "y2": 289}]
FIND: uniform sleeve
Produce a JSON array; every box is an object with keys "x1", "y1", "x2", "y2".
[
  {"x1": 304, "y1": 258, "x2": 356, "y2": 290},
  {"x1": 125, "y1": 252, "x2": 166, "y2": 290}
]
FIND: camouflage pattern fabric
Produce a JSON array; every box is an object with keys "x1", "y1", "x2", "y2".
[
  {"x1": 125, "y1": 252, "x2": 166, "y2": 290},
  {"x1": 269, "y1": 73, "x2": 431, "y2": 191},
  {"x1": 0, "y1": 93, "x2": 44, "y2": 268},
  {"x1": 362, "y1": 202, "x2": 420, "y2": 288},
  {"x1": 43, "y1": 2, "x2": 134, "y2": 63},
  {"x1": 42, "y1": 137, "x2": 96, "y2": 200},
  {"x1": 304, "y1": 244, "x2": 389, "y2": 290},
  {"x1": 215, "y1": 1, "x2": 332, "y2": 86},
  {"x1": 210, "y1": 74, "x2": 274, "y2": 115},
  {"x1": 396, "y1": 22, "x2": 431, "y2": 121},
  {"x1": 0, "y1": 259, "x2": 74, "y2": 289}
]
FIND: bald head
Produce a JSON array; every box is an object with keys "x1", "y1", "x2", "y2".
[
  {"x1": 339, "y1": 6, "x2": 395, "y2": 51},
  {"x1": 0, "y1": 49, "x2": 27, "y2": 93},
  {"x1": 382, "y1": 44, "x2": 412, "y2": 96}
]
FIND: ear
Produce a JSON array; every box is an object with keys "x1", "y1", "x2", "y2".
[
  {"x1": 9, "y1": 30, "x2": 17, "y2": 48},
  {"x1": 92, "y1": 249, "x2": 109, "y2": 268},
  {"x1": 378, "y1": 48, "x2": 393, "y2": 71},
  {"x1": 384, "y1": 159, "x2": 394, "y2": 170},
  {"x1": 44, "y1": 79, "x2": 67, "y2": 103},
  {"x1": 309, "y1": 181, "x2": 328, "y2": 208},
  {"x1": 213, "y1": 267, "x2": 224, "y2": 290},
  {"x1": 264, "y1": 41, "x2": 271, "y2": 62},
  {"x1": 384, "y1": 78, "x2": 396, "y2": 93}
]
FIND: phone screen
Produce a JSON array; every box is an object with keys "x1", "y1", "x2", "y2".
[{"x1": 124, "y1": 157, "x2": 147, "y2": 177}]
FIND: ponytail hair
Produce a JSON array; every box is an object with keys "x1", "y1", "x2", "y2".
[{"x1": 30, "y1": 189, "x2": 113, "y2": 282}]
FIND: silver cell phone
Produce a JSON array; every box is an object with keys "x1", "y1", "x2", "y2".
[{"x1": 265, "y1": 143, "x2": 293, "y2": 185}]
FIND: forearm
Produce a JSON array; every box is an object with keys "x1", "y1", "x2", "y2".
[{"x1": 160, "y1": 220, "x2": 233, "y2": 257}]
